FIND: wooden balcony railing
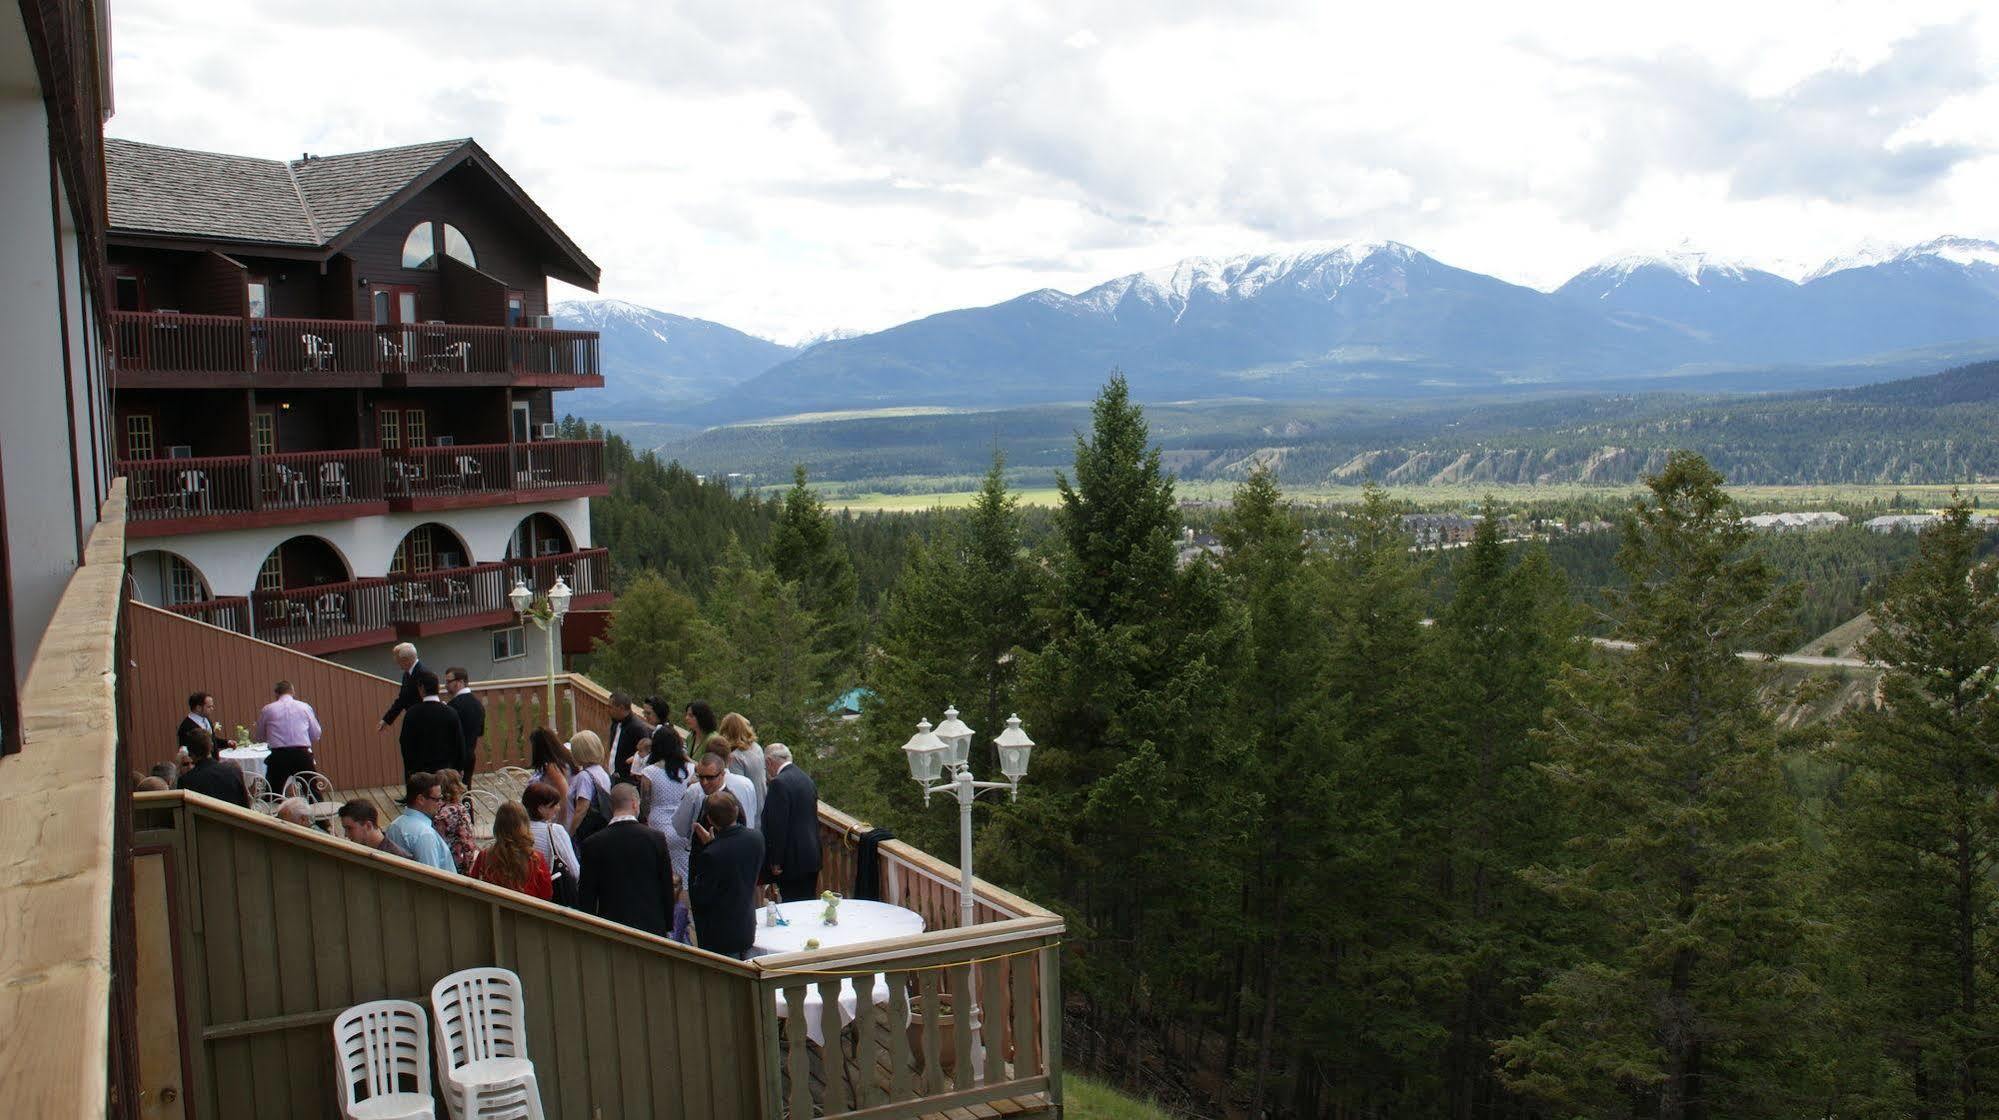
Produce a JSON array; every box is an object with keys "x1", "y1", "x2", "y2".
[
  {"x1": 110, "y1": 310, "x2": 601, "y2": 379},
  {"x1": 165, "y1": 596, "x2": 250, "y2": 635},
  {"x1": 229, "y1": 549, "x2": 608, "y2": 650},
  {"x1": 119, "y1": 443, "x2": 597, "y2": 524}
]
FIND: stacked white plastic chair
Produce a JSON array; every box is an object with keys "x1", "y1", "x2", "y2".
[
  {"x1": 333, "y1": 999, "x2": 435, "y2": 1119},
  {"x1": 430, "y1": 967, "x2": 544, "y2": 1120}
]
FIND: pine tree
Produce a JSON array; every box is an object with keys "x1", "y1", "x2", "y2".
[
  {"x1": 1431, "y1": 504, "x2": 1582, "y2": 1118},
  {"x1": 688, "y1": 538, "x2": 833, "y2": 747},
  {"x1": 1827, "y1": 498, "x2": 1999, "y2": 1117},
  {"x1": 1501, "y1": 452, "x2": 1815, "y2": 1119},
  {"x1": 768, "y1": 464, "x2": 863, "y2": 671},
  {"x1": 586, "y1": 570, "x2": 707, "y2": 698}
]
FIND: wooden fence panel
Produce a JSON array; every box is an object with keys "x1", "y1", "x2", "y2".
[
  {"x1": 136, "y1": 793, "x2": 768, "y2": 1120},
  {"x1": 123, "y1": 602, "x2": 405, "y2": 787}
]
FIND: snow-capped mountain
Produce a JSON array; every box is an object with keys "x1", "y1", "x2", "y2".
[{"x1": 552, "y1": 299, "x2": 795, "y2": 416}]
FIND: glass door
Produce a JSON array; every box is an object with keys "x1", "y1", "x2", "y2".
[{"x1": 370, "y1": 284, "x2": 419, "y2": 368}]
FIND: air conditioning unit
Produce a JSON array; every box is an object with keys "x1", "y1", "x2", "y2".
[
  {"x1": 434, "y1": 435, "x2": 454, "y2": 446},
  {"x1": 168, "y1": 445, "x2": 193, "y2": 459},
  {"x1": 537, "y1": 422, "x2": 558, "y2": 439},
  {"x1": 532, "y1": 315, "x2": 556, "y2": 329}
]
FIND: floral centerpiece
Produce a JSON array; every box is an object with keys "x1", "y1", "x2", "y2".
[{"x1": 821, "y1": 890, "x2": 842, "y2": 926}]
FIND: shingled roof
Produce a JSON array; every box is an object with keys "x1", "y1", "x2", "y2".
[
  {"x1": 104, "y1": 136, "x2": 600, "y2": 288},
  {"x1": 106, "y1": 137, "x2": 472, "y2": 247}
]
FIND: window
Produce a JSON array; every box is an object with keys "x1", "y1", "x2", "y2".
[
  {"x1": 166, "y1": 555, "x2": 204, "y2": 605},
  {"x1": 112, "y1": 272, "x2": 144, "y2": 311},
  {"x1": 400, "y1": 222, "x2": 435, "y2": 269},
  {"x1": 404, "y1": 409, "x2": 427, "y2": 448},
  {"x1": 124, "y1": 413, "x2": 155, "y2": 461},
  {"x1": 505, "y1": 290, "x2": 525, "y2": 327},
  {"x1": 443, "y1": 224, "x2": 476, "y2": 268},
  {"x1": 257, "y1": 553, "x2": 284, "y2": 594},
  {"x1": 377, "y1": 409, "x2": 400, "y2": 450},
  {"x1": 246, "y1": 279, "x2": 268, "y2": 319},
  {"x1": 254, "y1": 412, "x2": 276, "y2": 457},
  {"x1": 491, "y1": 626, "x2": 525, "y2": 662},
  {"x1": 411, "y1": 526, "x2": 434, "y2": 574}
]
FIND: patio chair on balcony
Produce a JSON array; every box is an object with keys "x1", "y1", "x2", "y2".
[
  {"x1": 314, "y1": 591, "x2": 348, "y2": 623},
  {"x1": 318, "y1": 461, "x2": 351, "y2": 500},
  {"x1": 452, "y1": 455, "x2": 482, "y2": 489},
  {"x1": 272, "y1": 464, "x2": 308, "y2": 504},
  {"x1": 176, "y1": 469, "x2": 210, "y2": 513},
  {"x1": 443, "y1": 577, "x2": 472, "y2": 606},
  {"x1": 303, "y1": 334, "x2": 335, "y2": 372},
  {"x1": 427, "y1": 341, "x2": 471, "y2": 373}
]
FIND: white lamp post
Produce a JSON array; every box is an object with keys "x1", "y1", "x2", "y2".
[
  {"x1": 903, "y1": 707, "x2": 1034, "y2": 929},
  {"x1": 509, "y1": 575, "x2": 572, "y2": 733}
]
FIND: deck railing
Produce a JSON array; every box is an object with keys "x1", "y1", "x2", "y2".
[
  {"x1": 119, "y1": 443, "x2": 595, "y2": 522},
  {"x1": 165, "y1": 595, "x2": 250, "y2": 634},
  {"x1": 110, "y1": 310, "x2": 600, "y2": 378}
]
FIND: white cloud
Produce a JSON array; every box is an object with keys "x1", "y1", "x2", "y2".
[{"x1": 105, "y1": 0, "x2": 1999, "y2": 337}]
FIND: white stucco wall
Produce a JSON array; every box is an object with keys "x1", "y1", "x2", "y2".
[
  {"x1": 124, "y1": 497, "x2": 592, "y2": 600},
  {"x1": 0, "y1": 53, "x2": 109, "y2": 680},
  {"x1": 324, "y1": 618, "x2": 556, "y2": 686}
]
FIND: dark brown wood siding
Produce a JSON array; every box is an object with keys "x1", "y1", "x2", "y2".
[
  {"x1": 188, "y1": 251, "x2": 248, "y2": 316},
  {"x1": 441, "y1": 256, "x2": 508, "y2": 326},
  {"x1": 338, "y1": 163, "x2": 552, "y2": 323}
]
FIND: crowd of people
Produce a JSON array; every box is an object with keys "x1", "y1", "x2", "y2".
[{"x1": 147, "y1": 642, "x2": 822, "y2": 960}]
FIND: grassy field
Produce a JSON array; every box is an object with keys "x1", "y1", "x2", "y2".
[
  {"x1": 1065, "y1": 1074, "x2": 1176, "y2": 1119},
  {"x1": 829, "y1": 480, "x2": 1999, "y2": 513}
]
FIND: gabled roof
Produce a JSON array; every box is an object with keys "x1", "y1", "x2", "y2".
[{"x1": 104, "y1": 137, "x2": 600, "y2": 288}]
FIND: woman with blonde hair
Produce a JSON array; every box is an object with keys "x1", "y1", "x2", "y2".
[
  {"x1": 716, "y1": 711, "x2": 766, "y2": 821},
  {"x1": 432, "y1": 768, "x2": 479, "y2": 873},
  {"x1": 565, "y1": 729, "x2": 612, "y2": 839},
  {"x1": 469, "y1": 801, "x2": 551, "y2": 900}
]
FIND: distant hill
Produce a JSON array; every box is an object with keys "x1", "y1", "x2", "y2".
[
  {"x1": 678, "y1": 237, "x2": 1999, "y2": 422},
  {"x1": 648, "y1": 360, "x2": 1999, "y2": 489},
  {"x1": 553, "y1": 299, "x2": 794, "y2": 418}
]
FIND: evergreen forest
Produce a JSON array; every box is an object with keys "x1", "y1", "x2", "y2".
[{"x1": 569, "y1": 380, "x2": 1999, "y2": 1119}]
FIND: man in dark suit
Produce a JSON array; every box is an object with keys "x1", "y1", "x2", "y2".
[
  {"x1": 760, "y1": 744, "x2": 822, "y2": 902},
  {"x1": 177, "y1": 691, "x2": 234, "y2": 754},
  {"x1": 397, "y1": 669, "x2": 464, "y2": 779},
  {"x1": 443, "y1": 666, "x2": 485, "y2": 778},
  {"x1": 606, "y1": 692, "x2": 652, "y2": 787},
  {"x1": 578, "y1": 784, "x2": 676, "y2": 937},
  {"x1": 175, "y1": 729, "x2": 248, "y2": 808},
  {"x1": 689, "y1": 790, "x2": 765, "y2": 959},
  {"x1": 376, "y1": 642, "x2": 426, "y2": 732}
]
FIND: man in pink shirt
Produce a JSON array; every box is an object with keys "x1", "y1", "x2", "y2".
[{"x1": 255, "y1": 680, "x2": 323, "y2": 793}]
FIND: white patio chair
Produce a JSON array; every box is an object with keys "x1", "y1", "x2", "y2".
[
  {"x1": 252, "y1": 791, "x2": 287, "y2": 815},
  {"x1": 244, "y1": 773, "x2": 271, "y2": 800},
  {"x1": 303, "y1": 334, "x2": 334, "y2": 371},
  {"x1": 316, "y1": 590, "x2": 349, "y2": 622},
  {"x1": 319, "y1": 460, "x2": 351, "y2": 500},
  {"x1": 464, "y1": 789, "x2": 504, "y2": 844},
  {"x1": 430, "y1": 967, "x2": 544, "y2": 1120},
  {"x1": 333, "y1": 999, "x2": 436, "y2": 1120},
  {"x1": 283, "y1": 771, "x2": 335, "y2": 804}
]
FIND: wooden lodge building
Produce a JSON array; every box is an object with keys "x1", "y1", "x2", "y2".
[
  {"x1": 105, "y1": 134, "x2": 613, "y2": 676},
  {"x1": 3, "y1": 3, "x2": 1066, "y2": 1118}
]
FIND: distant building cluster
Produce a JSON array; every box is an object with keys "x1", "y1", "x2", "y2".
[
  {"x1": 1740, "y1": 511, "x2": 1848, "y2": 532},
  {"x1": 1176, "y1": 527, "x2": 1224, "y2": 568},
  {"x1": 1401, "y1": 513, "x2": 1485, "y2": 548},
  {"x1": 1864, "y1": 512, "x2": 1999, "y2": 534}
]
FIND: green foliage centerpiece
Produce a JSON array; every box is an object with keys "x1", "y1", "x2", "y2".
[{"x1": 820, "y1": 890, "x2": 842, "y2": 926}]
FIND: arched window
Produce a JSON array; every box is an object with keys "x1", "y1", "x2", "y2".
[
  {"x1": 400, "y1": 221, "x2": 435, "y2": 269},
  {"x1": 442, "y1": 224, "x2": 476, "y2": 267}
]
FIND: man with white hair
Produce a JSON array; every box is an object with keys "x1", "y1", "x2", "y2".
[
  {"x1": 377, "y1": 643, "x2": 427, "y2": 732},
  {"x1": 274, "y1": 797, "x2": 313, "y2": 828},
  {"x1": 761, "y1": 743, "x2": 822, "y2": 901}
]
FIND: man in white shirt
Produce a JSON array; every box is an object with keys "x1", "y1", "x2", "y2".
[{"x1": 672, "y1": 751, "x2": 759, "y2": 841}]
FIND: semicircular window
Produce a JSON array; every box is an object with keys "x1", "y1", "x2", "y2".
[
  {"x1": 400, "y1": 221, "x2": 435, "y2": 269},
  {"x1": 443, "y1": 224, "x2": 476, "y2": 268}
]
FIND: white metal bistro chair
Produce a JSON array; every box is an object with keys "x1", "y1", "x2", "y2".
[
  {"x1": 430, "y1": 967, "x2": 544, "y2": 1120},
  {"x1": 333, "y1": 999, "x2": 436, "y2": 1120},
  {"x1": 493, "y1": 767, "x2": 533, "y2": 801},
  {"x1": 283, "y1": 770, "x2": 336, "y2": 805},
  {"x1": 316, "y1": 590, "x2": 350, "y2": 622}
]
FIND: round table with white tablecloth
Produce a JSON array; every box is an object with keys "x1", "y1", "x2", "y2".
[
  {"x1": 757, "y1": 899, "x2": 927, "y2": 1047},
  {"x1": 219, "y1": 743, "x2": 270, "y2": 786}
]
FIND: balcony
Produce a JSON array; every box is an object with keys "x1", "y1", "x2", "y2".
[
  {"x1": 118, "y1": 441, "x2": 606, "y2": 536},
  {"x1": 109, "y1": 310, "x2": 603, "y2": 390},
  {"x1": 183, "y1": 547, "x2": 610, "y2": 654}
]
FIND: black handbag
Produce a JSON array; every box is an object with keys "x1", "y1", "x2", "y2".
[{"x1": 548, "y1": 846, "x2": 580, "y2": 908}]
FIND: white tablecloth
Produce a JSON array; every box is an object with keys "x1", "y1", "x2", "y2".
[
  {"x1": 759, "y1": 900, "x2": 927, "y2": 1048},
  {"x1": 774, "y1": 975, "x2": 900, "y2": 1047},
  {"x1": 221, "y1": 744, "x2": 270, "y2": 784},
  {"x1": 753, "y1": 899, "x2": 926, "y2": 956}
]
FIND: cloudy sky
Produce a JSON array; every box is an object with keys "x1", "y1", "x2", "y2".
[{"x1": 106, "y1": 0, "x2": 1999, "y2": 342}]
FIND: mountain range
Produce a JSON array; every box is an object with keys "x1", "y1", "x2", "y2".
[{"x1": 557, "y1": 236, "x2": 1999, "y2": 423}]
